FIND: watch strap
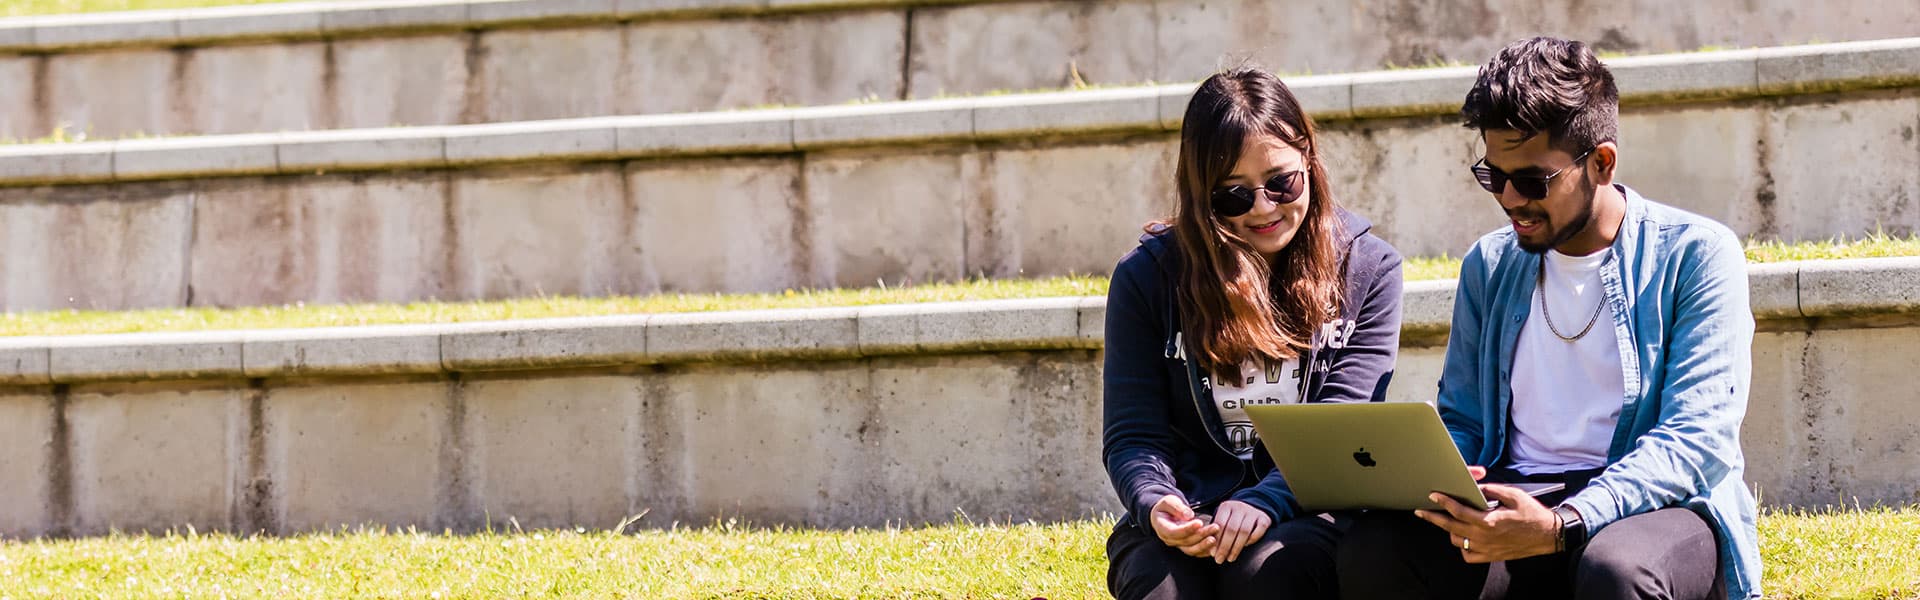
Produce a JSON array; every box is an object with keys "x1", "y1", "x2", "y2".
[{"x1": 1552, "y1": 505, "x2": 1587, "y2": 551}]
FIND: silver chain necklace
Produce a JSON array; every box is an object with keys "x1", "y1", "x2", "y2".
[{"x1": 1537, "y1": 257, "x2": 1606, "y2": 342}]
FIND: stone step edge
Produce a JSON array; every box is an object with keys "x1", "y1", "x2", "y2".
[
  {"x1": 0, "y1": 37, "x2": 1913, "y2": 187},
  {"x1": 0, "y1": 257, "x2": 1912, "y2": 385},
  {"x1": 0, "y1": 0, "x2": 989, "y2": 52}
]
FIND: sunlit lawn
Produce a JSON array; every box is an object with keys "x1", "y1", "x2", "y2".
[{"x1": 0, "y1": 506, "x2": 1914, "y2": 599}]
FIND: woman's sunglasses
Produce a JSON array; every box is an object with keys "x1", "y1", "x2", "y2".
[
  {"x1": 1211, "y1": 170, "x2": 1306, "y2": 217},
  {"x1": 1469, "y1": 148, "x2": 1593, "y2": 200}
]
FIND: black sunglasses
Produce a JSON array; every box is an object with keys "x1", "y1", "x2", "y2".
[
  {"x1": 1470, "y1": 148, "x2": 1593, "y2": 200},
  {"x1": 1211, "y1": 170, "x2": 1306, "y2": 217}
]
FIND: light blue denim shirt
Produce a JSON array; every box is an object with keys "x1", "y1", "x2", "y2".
[{"x1": 1437, "y1": 184, "x2": 1760, "y2": 598}]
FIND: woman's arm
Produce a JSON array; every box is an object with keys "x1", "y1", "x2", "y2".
[
  {"x1": 1103, "y1": 251, "x2": 1185, "y2": 531},
  {"x1": 1312, "y1": 239, "x2": 1404, "y2": 404}
]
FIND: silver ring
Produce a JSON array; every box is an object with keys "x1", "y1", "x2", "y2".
[{"x1": 1462, "y1": 538, "x2": 1471, "y2": 551}]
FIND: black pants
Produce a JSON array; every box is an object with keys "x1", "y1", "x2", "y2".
[
  {"x1": 1108, "y1": 512, "x2": 1349, "y2": 600},
  {"x1": 1335, "y1": 468, "x2": 1724, "y2": 600}
]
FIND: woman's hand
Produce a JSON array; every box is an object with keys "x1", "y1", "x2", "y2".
[
  {"x1": 1209, "y1": 500, "x2": 1272, "y2": 564},
  {"x1": 1149, "y1": 494, "x2": 1221, "y2": 557}
]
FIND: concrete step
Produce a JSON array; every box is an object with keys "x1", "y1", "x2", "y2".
[
  {"x1": 1, "y1": 0, "x2": 1916, "y2": 140},
  {"x1": 0, "y1": 257, "x2": 1913, "y2": 535},
  {"x1": 0, "y1": 38, "x2": 1916, "y2": 312}
]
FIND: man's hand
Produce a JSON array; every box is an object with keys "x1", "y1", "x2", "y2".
[
  {"x1": 1149, "y1": 494, "x2": 1221, "y2": 558},
  {"x1": 1413, "y1": 484, "x2": 1559, "y2": 563},
  {"x1": 1208, "y1": 500, "x2": 1271, "y2": 564}
]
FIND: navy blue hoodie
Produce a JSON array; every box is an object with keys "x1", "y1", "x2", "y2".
[{"x1": 1102, "y1": 208, "x2": 1404, "y2": 530}]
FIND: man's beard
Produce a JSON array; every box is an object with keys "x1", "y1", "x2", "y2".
[{"x1": 1515, "y1": 171, "x2": 1597, "y2": 254}]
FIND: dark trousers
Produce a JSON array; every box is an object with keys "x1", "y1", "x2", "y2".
[
  {"x1": 1108, "y1": 512, "x2": 1349, "y2": 600},
  {"x1": 1335, "y1": 467, "x2": 1724, "y2": 600}
]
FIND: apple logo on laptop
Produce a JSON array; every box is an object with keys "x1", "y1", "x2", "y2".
[{"x1": 1352, "y1": 448, "x2": 1377, "y2": 467}]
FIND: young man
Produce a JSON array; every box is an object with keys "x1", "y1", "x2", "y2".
[{"x1": 1335, "y1": 37, "x2": 1760, "y2": 599}]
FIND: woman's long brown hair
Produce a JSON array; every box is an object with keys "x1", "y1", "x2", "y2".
[{"x1": 1156, "y1": 67, "x2": 1346, "y2": 385}]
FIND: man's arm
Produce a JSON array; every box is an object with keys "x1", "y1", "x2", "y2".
[{"x1": 1560, "y1": 231, "x2": 1753, "y2": 535}]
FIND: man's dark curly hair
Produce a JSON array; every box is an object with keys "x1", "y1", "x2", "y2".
[{"x1": 1461, "y1": 37, "x2": 1619, "y2": 154}]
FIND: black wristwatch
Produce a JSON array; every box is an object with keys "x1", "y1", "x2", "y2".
[{"x1": 1552, "y1": 505, "x2": 1587, "y2": 552}]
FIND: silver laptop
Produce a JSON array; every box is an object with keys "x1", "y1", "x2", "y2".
[{"x1": 1244, "y1": 402, "x2": 1562, "y2": 512}]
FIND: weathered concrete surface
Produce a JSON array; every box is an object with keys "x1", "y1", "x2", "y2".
[
  {"x1": 865, "y1": 353, "x2": 1112, "y2": 524},
  {"x1": 0, "y1": 96, "x2": 1899, "y2": 310},
  {"x1": 439, "y1": 315, "x2": 651, "y2": 371},
  {"x1": 622, "y1": 17, "x2": 782, "y2": 117},
  {"x1": 49, "y1": 331, "x2": 244, "y2": 383},
  {"x1": 1797, "y1": 257, "x2": 1920, "y2": 317},
  {"x1": 187, "y1": 175, "x2": 452, "y2": 307},
  {"x1": 776, "y1": 10, "x2": 909, "y2": 110},
  {"x1": 3, "y1": 1, "x2": 1916, "y2": 139},
  {"x1": 328, "y1": 35, "x2": 471, "y2": 130},
  {"x1": 974, "y1": 140, "x2": 1180, "y2": 279},
  {"x1": 0, "y1": 392, "x2": 53, "y2": 537},
  {"x1": 243, "y1": 325, "x2": 445, "y2": 378},
  {"x1": 474, "y1": 26, "x2": 624, "y2": 124},
  {"x1": 1387, "y1": 345, "x2": 1447, "y2": 404},
  {"x1": 1319, "y1": 117, "x2": 1496, "y2": 258},
  {"x1": 464, "y1": 375, "x2": 642, "y2": 530},
  {"x1": 182, "y1": 42, "x2": 329, "y2": 135},
  {"x1": 0, "y1": 57, "x2": 39, "y2": 141},
  {"x1": 856, "y1": 298, "x2": 1088, "y2": 356},
  {"x1": 1, "y1": 86, "x2": 1917, "y2": 310},
  {"x1": 0, "y1": 300, "x2": 1915, "y2": 536},
  {"x1": 41, "y1": 49, "x2": 180, "y2": 139},
  {"x1": 629, "y1": 158, "x2": 803, "y2": 294},
  {"x1": 64, "y1": 383, "x2": 243, "y2": 535},
  {"x1": 1613, "y1": 105, "x2": 1770, "y2": 236},
  {"x1": 264, "y1": 381, "x2": 448, "y2": 533},
  {"x1": 1151, "y1": 0, "x2": 1920, "y2": 85},
  {"x1": 1761, "y1": 96, "x2": 1920, "y2": 242},
  {"x1": 643, "y1": 362, "x2": 876, "y2": 527},
  {"x1": 907, "y1": 1, "x2": 1156, "y2": 99},
  {"x1": 0, "y1": 185, "x2": 193, "y2": 311},
  {"x1": 449, "y1": 166, "x2": 631, "y2": 301},
  {"x1": 801, "y1": 150, "x2": 972, "y2": 288},
  {"x1": 1745, "y1": 327, "x2": 1920, "y2": 508},
  {"x1": 648, "y1": 308, "x2": 859, "y2": 363},
  {"x1": 1743, "y1": 330, "x2": 1811, "y2": 508}
]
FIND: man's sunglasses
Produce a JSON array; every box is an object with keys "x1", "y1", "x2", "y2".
[
  {"x1": 1469, "y1": 148, "x2": 1593, "y2": 200},
  {"x1": 1211, "y1": 170, "x2": 1306, "y2": 217}
]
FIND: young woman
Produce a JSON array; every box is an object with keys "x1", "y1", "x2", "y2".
[{"x1": 1102, "y1": 67, "x2": 1404, "y2": 599}]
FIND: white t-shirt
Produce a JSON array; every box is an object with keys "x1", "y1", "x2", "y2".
[
  {"x1": 1508, "y1": 248, "x2": 1626, "y2": 474},
  {"x1": 1213, "y1": 355, "x2": 1304, "y2": 459}
]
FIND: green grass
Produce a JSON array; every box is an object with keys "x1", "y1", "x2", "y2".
[
  {"x1": 0, "y1": 518, "x2": 1106, "y2": 599},
  {"x1": 1744, "y1": 230, "x2": 1920, "y2": 262},
  {"x1": 2, "y1": 233, "x2": 1916, "y2": 337},
  {"x1": 1762, "y1": 505, "x2": 1920, "y2": 598},
  {"x1": 0, "y1": 508, "x2": 1913, "y2": 599},
  {"x1": 1405, "y1": 254, "x2": 1464, "y2": 282},
  {"x1": 0, "y1": 124, "x2": 102, "y2": 146}
]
